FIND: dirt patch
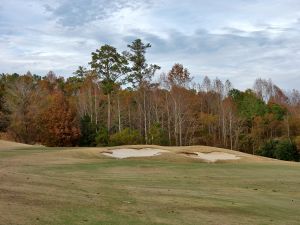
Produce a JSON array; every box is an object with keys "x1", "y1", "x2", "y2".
[
  {"x1": 102, "y1": 148, "x2": 169, "y2": 159},
  {"x1": 180, "y1": 151, "x2": 198, "y2": 156},
  {"x1": 182, "y1": 152, "x2": 240, "y2": 162}
]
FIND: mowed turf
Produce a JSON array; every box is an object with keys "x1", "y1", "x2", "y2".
[{"x1": 0, "y1": 141, "x2": 300, "y2": 225}]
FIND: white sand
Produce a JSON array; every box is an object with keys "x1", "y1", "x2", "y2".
[
  {"x1": 187, "y1": 152, "x2": 240, "y2": 162},
  {"x1": 102, "y1": 148, "x2": 169, "y2": 159}
]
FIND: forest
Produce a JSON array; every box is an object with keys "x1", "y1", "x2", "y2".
[{"x1": 1, "y1": 39, "x2": 300, "y2": 161}]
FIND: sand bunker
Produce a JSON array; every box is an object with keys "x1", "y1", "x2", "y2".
[
  {"x1": 102, "y1": 148, "x2": 169, "y2": 159},
  {"x1": 184, "y1": 152, "x2": 240, "y2": 162}
]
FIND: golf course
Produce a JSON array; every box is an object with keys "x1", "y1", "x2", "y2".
[{"x1": 0, "y1": 140, "x2": 299, "y2": 225}]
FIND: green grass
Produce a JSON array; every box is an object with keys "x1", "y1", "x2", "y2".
[{"x1": 0, "y1": 146, "x2": 299, "y2": 225}]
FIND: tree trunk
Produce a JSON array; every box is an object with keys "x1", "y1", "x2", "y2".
[
  {"x1": 143, "y1": 89, "x2": 148, "y2": 144},
  {"x1": 166, "y1": 93, "x2": 171, "y2": 145},
  {"x1": 139, "y1": 104, "x2": 142, "y2": 136},
  {"x1": 174, "y1": 101, "x2": 178, "y2": 146},
  {"x1": 89, "y1": 84, "x2": 93, "y2": 123},
  {"x1": 128, "y1": 105, "x2": 131, "y2": 130},
  {"x1": 229, "y1": 111, "x2": 233, "y2": 150},
  {"x1": 286, "y1": 115, "x2": 291, "y2": 143},
  {"x1": 94, "y1": 87, "x2": 98, "y2": 126},
  {"x1": 117, "y1": 93, "x2": 121, "y2": 132},
  {"x1": 179, "y1": 112, "x2": 182, "y2": 146},
  {"x1": 107, "y1": 93, "x2": 111, "y2": 133},
  {"x1": 222, "y1": 107, "x2": 226, "y2": 146}
]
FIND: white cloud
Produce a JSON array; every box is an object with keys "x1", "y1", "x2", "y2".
[{"x1": 0, "y1": 0, "x2": 300, "y2": 90}]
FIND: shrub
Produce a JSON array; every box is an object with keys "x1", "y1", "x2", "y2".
[
  {"x1": 256, "y1": 139, "x2": 299, "y2": 161},
  {"x1": 274, "y1": 140, "x2": 299, "y2": 162},
  {"x1": 79, "y1": 115, "x2": 97, "y2": 147},
  {"x1": 255, "y1": 139, "x2": 277, "y2": 158},
  {"x1": 95, "y1": 127, "x2": 109, "y2": 146},
  {"x1": 295, "y1": 136, "x2": 300, "y2": 150},
  {"x1": 148, "y1": 123, "x2": 168, "y2": 146},
  {"x1": 109, "y1": 128, "x2": 142, "y2": 146}
]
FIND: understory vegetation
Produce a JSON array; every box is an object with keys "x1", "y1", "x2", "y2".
[
  {"x1": 1, "y1": 39, "x2": 300, "y2": 161},
  {"x1": 256, "y1": 139, "x2": 299, "y2": 161}
]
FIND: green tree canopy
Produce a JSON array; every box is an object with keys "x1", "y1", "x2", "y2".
[
  {"x1": 229, "y1": 89, "x2": 268, "y2": 120},
  {"x1": 90, "y1": 44, "x2": 129, "y2": 94},
  {"x1": 124, "y1": 39, "x2": 160, "y2": 88}
]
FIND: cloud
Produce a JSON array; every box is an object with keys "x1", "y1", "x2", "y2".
[
  {"x1": 0, "y1": 0, "x2": 300, "y2": 90},
  {"x1": 44, "y1": 0, "x2": 153, "y2": 27},
  {"x1": 126, "y1": 24, "x2": 300, "y2": 89}
]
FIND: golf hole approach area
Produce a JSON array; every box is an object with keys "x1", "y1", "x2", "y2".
[{"x1": 0, "y1": 140, "x2": 299, "y2": 225}]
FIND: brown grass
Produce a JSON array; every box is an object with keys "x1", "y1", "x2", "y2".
[{"x1": 0, "y1": 140, "x2": 299, "y2": 225}]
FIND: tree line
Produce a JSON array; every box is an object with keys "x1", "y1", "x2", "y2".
[{"x1": 1, "y1": 39, "x2": 300, "y2": 161}]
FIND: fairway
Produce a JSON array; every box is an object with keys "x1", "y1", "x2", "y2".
[{"x1": 0, "y1": 141, "x2": 300, "y2": 225}]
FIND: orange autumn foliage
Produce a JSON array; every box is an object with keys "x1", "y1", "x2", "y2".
[{"x1": 40, "y1": 92, "x2": 80, "y2": 147}]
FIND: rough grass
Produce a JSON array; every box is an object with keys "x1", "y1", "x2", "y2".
[{"x1": 0, "y1": 141, "x2": 299, "y2": 225}]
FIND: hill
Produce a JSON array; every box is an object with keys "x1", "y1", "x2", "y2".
[{"x1": 0, "y1": 140, "x2": 33, "y2": 150}]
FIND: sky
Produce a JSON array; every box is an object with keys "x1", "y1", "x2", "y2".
[{"x1": 1, "y1": 0, "x2": 300, "y2": 90}]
